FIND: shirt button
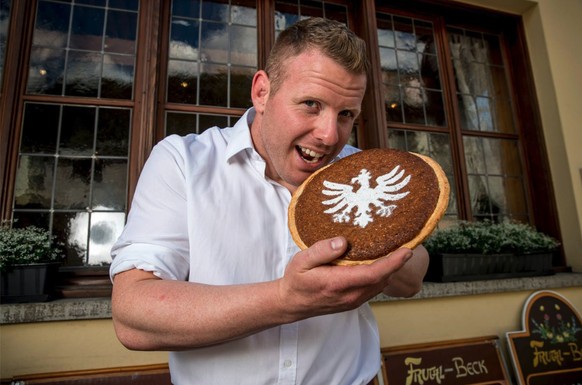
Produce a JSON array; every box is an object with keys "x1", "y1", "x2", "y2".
[{"x1": 283, "y1": 359, "x2": 293, "y2": 368}]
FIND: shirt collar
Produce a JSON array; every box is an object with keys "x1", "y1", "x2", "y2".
[{"x1": 225, "y1": 108, "x2": 257, "y2": 162}]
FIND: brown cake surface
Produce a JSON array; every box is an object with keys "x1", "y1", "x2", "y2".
[{"x1": 288, "y1": 148, "x2": 449, "y2": 264}]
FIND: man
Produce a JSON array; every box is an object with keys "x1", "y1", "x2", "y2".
[{"x1": 110, "y1": 17, "x2": 428, "y2": 384}]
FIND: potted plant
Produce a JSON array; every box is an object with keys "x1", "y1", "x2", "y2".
[
  {"x1": 423, "y1": 221, "x2": 560, "y2": 282},
  {"x1": 0, "y1": 222, "x2": 64, "y2": 303}
]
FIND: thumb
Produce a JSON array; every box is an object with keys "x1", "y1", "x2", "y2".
[{"x1": 298, "y1": 237, "x2": 348, "y2": 269}]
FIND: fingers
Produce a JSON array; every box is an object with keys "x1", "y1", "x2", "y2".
[
  {"x1": 373, "y1": 248, "x2": 413, "y2": 270},
  {"x1": 297, "y1": 236, "x2": 348, "y2": 270}
]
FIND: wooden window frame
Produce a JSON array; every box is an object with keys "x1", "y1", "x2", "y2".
[{"x1": 0, "y1": 0, "x2": 564, "y2": 299}]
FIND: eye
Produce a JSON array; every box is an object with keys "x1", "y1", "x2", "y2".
[
  {"x1": 303, "y1": 100, "x2": 319, "y2": 109},
  {"x1": 339, "y1": 110, "x2": 355, "y2": 119}
]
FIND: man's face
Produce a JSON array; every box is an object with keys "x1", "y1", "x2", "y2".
[{"x1": 251, "y1": 49, "x2": 367, "y2": 192}]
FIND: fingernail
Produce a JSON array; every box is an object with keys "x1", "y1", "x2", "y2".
[{"x1": 331, "y1": 237, "x2": 343, "y2": 250}]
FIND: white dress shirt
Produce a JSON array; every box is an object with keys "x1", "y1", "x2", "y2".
[{"x1": 110, "y1": 108, "x2": 380, "y2": 385}]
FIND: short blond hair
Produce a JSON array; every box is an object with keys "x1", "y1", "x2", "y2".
[{"x1": 265, "y1": 17, "x2": 370, "y2": 94}]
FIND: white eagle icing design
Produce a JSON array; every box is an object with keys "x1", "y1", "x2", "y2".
[{"x1": 321, "y1": 166, "x2": 411, "y2": 228}]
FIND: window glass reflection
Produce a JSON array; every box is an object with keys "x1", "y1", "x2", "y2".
[
  {"x1": 70, "y1": 5, "x2": 105, "y2": 50},
  {"x1": 449, "y1": 28, "x2": 515, "y2": 133},
  {"x1": 28, "y1": 0, "x2": 138, "y2": 99},
  {"x1": 14, "y1": 156, "x2": 55, "y2": 209},
  {"x1": 172, "y1": 0, "x2": 201, "y2": 18},
  {"x1": 105, "y1": 9, "x2": 137, "y2": 54},
  {"x1": 96, "y1": 108, "x2": 130, "y2": 156},
  {"x1": 274, "y1": 0, "x2": 348, "y2": 35},
  {"x1": 165, "y1": 111, "x2": 229, "y2": 136},
  {"x1": 109, "y1": 0, "x2": 139, "y2": 11},
  {"x1": 463, "y1": 136, "x2": 527, "y2": 222},
  {"x1": 388, "y1": 129, "x2": 457, "y2": 225},
  {"x1": 92, "y1": 159, "x2": 128, "y2": 211},
  {"x1": 33, "y1": 1, "x2": 70, "y2": 48},
  {"x1": 202, "y1": 0, "x2": 229, "y2": 22},
  {"x1": 14, "y1": 103, "x2": 131, "y2": 266},
  {"x1": 54, "y1": 158, "x2": 92, "y2": 209},
  {"x1": 167, "y1": 0, "x2": 256, "y2": 107},
  {"x1": 27, "y1": 47, "x2": 66, "y2": 95},
  {"x1": 53, "y1": 212, "x2": 89, "y2": 265},
  {"x1": 0, "y1": 0, "x2": 11, "y2": 89},
  {"x1": 20, "y1": 104, "x2": 60, "y2": 154},
  {"x1": 88, "y1": 212, "x2": 126, "y2": 265},
  {"x1": 59, "y1": 106, "x2": 96, "y2": 156},
  {"x1": 377, "y1": 12, "x2": 445, "y2": 127},
  {"x1": 101, "y1": 54, "x2": 135, "y2": 99}
]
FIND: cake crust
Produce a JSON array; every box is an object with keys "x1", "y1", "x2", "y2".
[{"x1": 288, "y1": 149, "x2": 450, "y2": 265}]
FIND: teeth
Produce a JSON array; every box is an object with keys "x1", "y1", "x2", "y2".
[{"x1": 299, "y1": 146, "x2": 324, "y2": 160}]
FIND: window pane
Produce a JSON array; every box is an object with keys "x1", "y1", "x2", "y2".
[
  {"x1": 14, "y1": 156, "x2": 54, "y2": 209},
  {"x1": 109, "y1": 0, "x2": 139, "y2": 11},
  {"x1": 59, "y1": 106, "x2": 96, "y2": 156},
  {"x1": 388, "y1": 129, "x2": 457, "y2": 220},
  {"x1": 166, "y1": 112, "x2": 197, "y2": 136},
  {"x1": 53, "y1": 212, "x2": 88, "y2": 265},
  {"x1": 275, "y1": 0, "x2": 348, "y2": 34},
  {"x1": 230, "y1": 65, "x2": 253, "y2": 107},
  {"x1": 324, "y1": 3, "x2": 347, "y2": 24},
  {"x1": 20, "y1": 104, "x2": 60, "y2": 154},
  {"x1": 88, "y1": 212, "x2": 125, "y2": 266},
  {"x1": 170, "y1": 19, "x2": 200, "y2": 60},
  {"x1": 96, "y1": 108, "x2": 130, "y2": 156},
  {"x1": 13, "y1": 103, "x2": 131, "y2": 267},
  {"x1": 173, "y1": 0, "x2": 201, "y2": 18},
  {"x1": 101, "y1": 53, "x2": 135, "y2": 99},
  {"x1": 27, "y1": 47, "x2": 65, "y2": 95},
  {"x1": 70, "y1": 5, "x2": 105, "y2": 50},
  {"x1": 105, "y1": 10, "x2": 137, "y2": 54},
  {"x1": 275, "y1": 1, "x2": 300, "y2": 33},
  {"x1": 168, "y1": 59, "x2": 199, "y2": 104},
  {"x1": 65, "y1": 51, "x2": 102, "y2": 97},
  {"x1": 199, "y1": 63, "x2": 228, "y2": 106},
  {"x1": 449, "y1": 28, "x2": 515, "y2": 133},
  {"x1": 165, "y1": 111, "x2": 229, "y2": 136},
  {"x1": 28, "y1": 1, "x2": 138, "y2": 100},
  {"x1": 201, "y1": 21, "x2": 229, "y2": 63},
  {"x1": 202, "y1": 0, "x2": 229, "y2": 22},
  {"x1": 54, "y1": 158, "x2": 92, "y2": 209},
  {"x1": 92, "y1": 159, "x2": 128, "y2": 211},
  {"x1": 0, "y1": 0, "x2": 11, "y2": 89},
  {"x1": 377, "y1": 12, "x2": 445, "y2": 127},
  {"x1": 232, "y1": 0, "x2": 257, "y2": 26},
  {"x1": 33, "y1": 1, "x2": 70, "y2": 48},
  {"x1": 230, "y1": 24, "x2": 256, "y2": 66},
  {"x1": 167, "y1": 0, "x2": 256, "y2": 107},
  {"x1": 463, "y1": 136, "x2": 528, "y2": 222}
]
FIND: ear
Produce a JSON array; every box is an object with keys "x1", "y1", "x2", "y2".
[{"x1": 251, "y1": 70, "x2": 270, "y2": 114}]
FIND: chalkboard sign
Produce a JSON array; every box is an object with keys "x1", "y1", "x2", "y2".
[
  {"x1": 506, "y1": 290, "x2": 582, "y2": 385},
  {"x1": 380, "y1": 336, "x2": 511, "y2": 385}
]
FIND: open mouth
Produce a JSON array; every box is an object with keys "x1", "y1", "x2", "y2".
[{"x1": 297, "y1": 145, "x2": 324, "y2": 164}]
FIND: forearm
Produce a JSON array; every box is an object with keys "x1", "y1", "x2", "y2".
[
  {"x1": 382, "y1": 245, "x2": 429, "y2": 298},
  {"x1": 112, "y1": 269, "x2": 291, "y2": 351}
]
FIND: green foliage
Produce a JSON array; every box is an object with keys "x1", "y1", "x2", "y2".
[
  {"x1": 424, "y1": 221, "x2": 560, "y2": 255},
  {"x1": 0, "y1": 222, "x2": 64, "y2": 273}
]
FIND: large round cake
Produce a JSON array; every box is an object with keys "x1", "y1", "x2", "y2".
[{"x1": 288, "y1": 148, "x2": 450, "y2": 265}]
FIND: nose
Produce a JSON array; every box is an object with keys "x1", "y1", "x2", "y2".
[{"x1": 313, "y1": 114, "x2": 340, "y2": 146}]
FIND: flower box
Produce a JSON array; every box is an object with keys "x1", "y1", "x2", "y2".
[
  {"x1": 424, "y1": 252, "x2": 555, "y2": 282},
  {"x1": 0, "y1": 262, "x2": 60, "y2": 303}
]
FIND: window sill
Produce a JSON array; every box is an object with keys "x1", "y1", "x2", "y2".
[{"x1": 1, "y1": 273, "x2": 581, "y2": 324}]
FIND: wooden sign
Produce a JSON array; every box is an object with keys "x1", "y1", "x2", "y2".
[
  {"x1": 380, "y1": 336, "x2": 511, "y2": 385},
  {"x1": 506, "y1": 290, "x2": 582, "y2": 385}
]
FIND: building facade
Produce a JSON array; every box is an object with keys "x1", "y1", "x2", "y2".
[{"x1": 1, "y1": 0, "x2": 581, "y2": 380}]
